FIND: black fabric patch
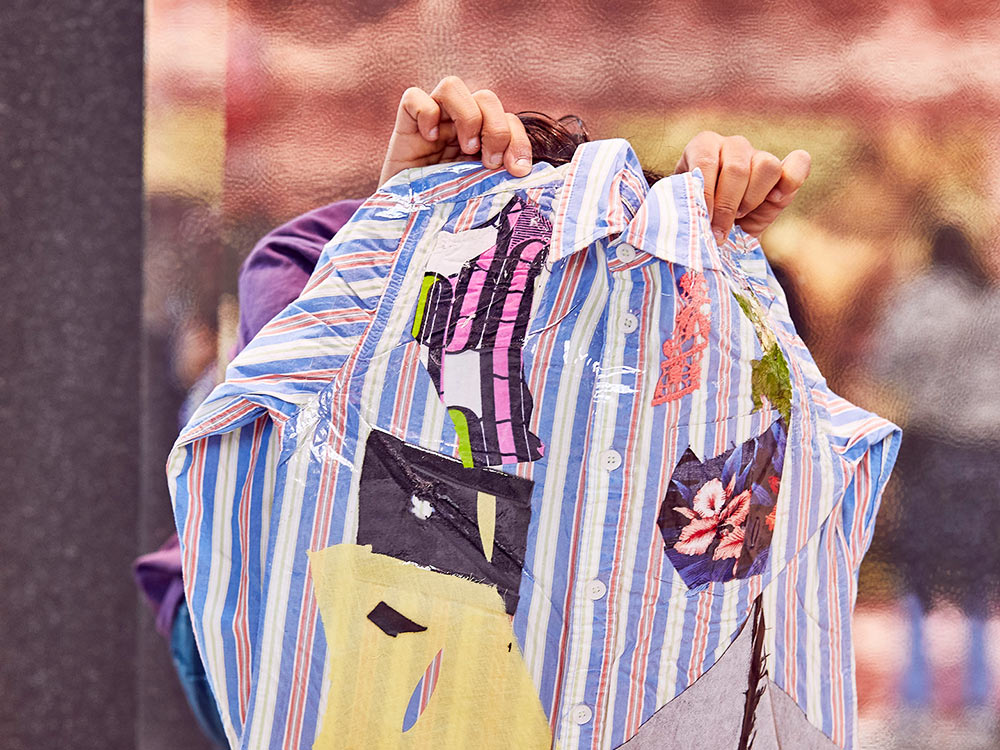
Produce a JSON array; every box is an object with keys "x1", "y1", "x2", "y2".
[
  {"x1": 366, "y1": 601, "x2": 428, "y2": 637},
  {"x1": 357, "y1": 429, "x2": 534, "y2": 615}
]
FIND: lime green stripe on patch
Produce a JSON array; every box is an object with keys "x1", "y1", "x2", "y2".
[
  {"x1": 411, "y1": 274, "x2": 437, "y2": 339},
  {"x1": 448, "y1": 408, "x2": 475, "y2": 468}
]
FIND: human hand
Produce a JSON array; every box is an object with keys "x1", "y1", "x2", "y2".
[
  {"x1": 378, "y1": 76, "x2": 533, "y2": 188},
  {"x1": 674, "y1": 132, "x2": 811, "y2": 245}
]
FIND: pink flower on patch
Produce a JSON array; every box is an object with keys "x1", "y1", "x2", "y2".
[
  {"x1": 673, "y1": 476, "x2": 751, "y2": 559},
  {"x1": 713, "y1": 525, "x2": 745, "y2": 561}
]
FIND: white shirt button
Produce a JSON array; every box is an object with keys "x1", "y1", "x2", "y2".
[
  {"x1": 615, "y1": 244, "x2": 637, "y2": 263},
  {"x1": 600, "y1": 449, "x2": 622, "y2": 471},
  {"x1": 621, "y1": 313, "x2": 639, "y2": 334},
  {"x1": 586, "y1": 579, "x2": 607, "y2": 600},
  {"x1": 572, "y1": 704, "x2": 593, "y2": 725}
]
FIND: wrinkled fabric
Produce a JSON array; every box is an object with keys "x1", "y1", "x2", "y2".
[
  {"x1": 617, "y1": 609, "x2": 753, "y2": 749},
  {"x1": 169, "y1": 140, "x2": 899, "y2": 750},
  {"x1": 135, "y1": 199, "x2": 361, "y2": 637},
  {"x1": 134, "y1": 534, "x2": 186, "y2": 637},
  {"x1": 236, "y1": 199, "x2": 365, "y2": 350}
]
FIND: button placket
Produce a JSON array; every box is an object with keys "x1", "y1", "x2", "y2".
[{"x1": 564, "y1": 256, "x2": 636, "y2": 747}]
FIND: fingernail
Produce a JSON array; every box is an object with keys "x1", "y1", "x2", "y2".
[
  {"x1": 767, "y1": 187, "x2": 784, "y2": 202},
  {"x1": 486, "y1": 153, "x2": 501, "y2": 168},
  {"x1": 428, "y1": 126, "x2": 438, "y2": 139},
  {"x1": 515, "y1": 157, "x2": 531, "y2": 171},
  {"x1": 467, "y1": 137, "x2": 479, "y2": 151},
  {"x1": 713, "y1": 229, "x2": 726, "y2": 246}
]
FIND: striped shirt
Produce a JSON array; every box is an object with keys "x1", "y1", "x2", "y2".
[{"x1": 168, "y1": 138, "x2": 900, "y2": 750}]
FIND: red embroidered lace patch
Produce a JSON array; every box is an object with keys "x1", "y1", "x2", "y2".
[{"x1": 652, "y1": 272, "x2": 710, "y2": 406}]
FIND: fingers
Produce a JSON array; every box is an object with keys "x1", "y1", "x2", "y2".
[
  {"x1": 676, "y1": 130, "x2": 812, "y2": 242},
  {"x1": 736, "y1": 150, "x2": 783, "y2": 219},
  {"x1": 710, "y1": 136, "x2": 753, "y2": 245},
  {"x1": 503, "y1": 112, "x2": 533, "y2": 177},
  {"x1": 734, "y1": 202, "x2": 784, "y2": 237},
  {"x1": 429, "y1": 76, "x2": 532, "y2": 175},
  {"x1": 383, "y1": 78, "x2": 530, "y2": 188},
  {"x1": 674, "y1": 131, "x2": 722, "y2": 223},
  {"x1": 430, "y1": 76, "x2": 483, "y2": 155},
  {"x1": 471, "y1": 89, "x2": 511, "y2": 169},
  {"x1": 396, "y1": 86, "x2": 441, "y2": 140},
  {"x1": 766, "y1": 149, "x2": 811, "y2": 206},
  {"x1": 737, "y1": 150, "x2": 812, "y2": 237}
]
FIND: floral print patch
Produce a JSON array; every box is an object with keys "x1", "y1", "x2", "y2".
[{"x1": 658, "y1": 417, "x2": 787, "y2": 587}]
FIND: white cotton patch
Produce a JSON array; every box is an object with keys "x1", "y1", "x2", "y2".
[
  {"x1": 426, "y1": 226, "x2": 497, "y2": 277},
  {"x1": 410, "y1": 496, "x2": 434, "y2": 520},
  {"x1": 440, "y1": 348, "x2": 483, "y2": 416}
]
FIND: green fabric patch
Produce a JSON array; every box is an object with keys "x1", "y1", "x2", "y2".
[
  {"x1": 733, "y1": 291, "x2": 792, "y2": 424},
  {"x1": 751, "y1": 343, "x2": 792, "y2": 424}
]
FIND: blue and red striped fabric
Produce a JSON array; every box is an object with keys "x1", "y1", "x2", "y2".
[
  {"x1": 168, "y1": 138, "x2": 899, "y2": 749},
  {"x1": 402, "y1": 648, "x2": 444, "y2": 732}
]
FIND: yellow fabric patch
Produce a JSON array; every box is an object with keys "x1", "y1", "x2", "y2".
[
  {"x1": 476, "y1": 491, "x2": 496, "y2": 562},
  {"x1": 307, "y1": 544, "x2": 552, "y2": 749}
]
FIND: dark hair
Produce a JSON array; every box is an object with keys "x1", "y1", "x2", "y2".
[
  {"x1": 930, "y1": 223, "x2": 988, "y2": 287},
  {"x1": 517, "y1": 111, "x2": 665, "y2": 184}
]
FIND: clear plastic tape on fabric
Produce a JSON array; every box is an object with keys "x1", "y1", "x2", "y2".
[{"x1": 285, "y1": 182, "x2": 811, "y2": 746}]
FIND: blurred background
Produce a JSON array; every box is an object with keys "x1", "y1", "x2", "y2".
[{"x1": 2, "y1": 1, "x2": 998, "y2": 749}]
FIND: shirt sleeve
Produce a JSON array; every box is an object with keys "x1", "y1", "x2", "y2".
[
  {"x1": 184, "y1": 195, "x2": 410, "y2": 438},
  {"x1": 732, "y1": 232, "x2": 903, "y2": 572},
  {"x1": 166, "y1": 192, "x2": 411, "y2": 742},
  {"x1": 167, "y1": 412, "x2": 282, "y2": 744},
  {"x1": 821, "y1": 391, "x2": 902, "y2": 572}
]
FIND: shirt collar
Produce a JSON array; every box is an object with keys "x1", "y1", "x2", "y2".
[
  {"x1": 379, "y1": 138, "x2": 725, "y2": 271},
  {"x1": 620, "y1": 165, "x2": 725, "y2": 272},
  {"x1": 549, "y1": 142, "x2": 725, "y2": 271}
]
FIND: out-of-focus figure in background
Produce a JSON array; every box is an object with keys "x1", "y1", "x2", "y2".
[{"x1": 869, "y1": 224, "x2": 1000, "y2": 740}]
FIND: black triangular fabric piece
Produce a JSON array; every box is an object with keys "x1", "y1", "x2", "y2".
[{"x1": 366, "y1": 601, "x2": 428, "y2": 638}]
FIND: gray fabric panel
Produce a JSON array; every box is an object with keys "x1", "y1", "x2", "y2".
[
  {"x1": 613, "y1": 621, "x2": 841, "y2": 750},
  {"x1": 753, "y1": 679, "x2": 841, "y2": 750},
  {"x1": 748, "y1": 679, "x2": 780, "y2": 750},
  {"x1": 615, "y1": 617, "x2": 752, "y2": 749}
]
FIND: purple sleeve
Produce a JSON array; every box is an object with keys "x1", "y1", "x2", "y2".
[{"x1": 235, "y1": 199, "x2": 365, "y2": 351}]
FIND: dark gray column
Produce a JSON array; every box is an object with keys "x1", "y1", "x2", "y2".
[{"x1": 0, "y1": 1, "x2": 143, "y2": 748}]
